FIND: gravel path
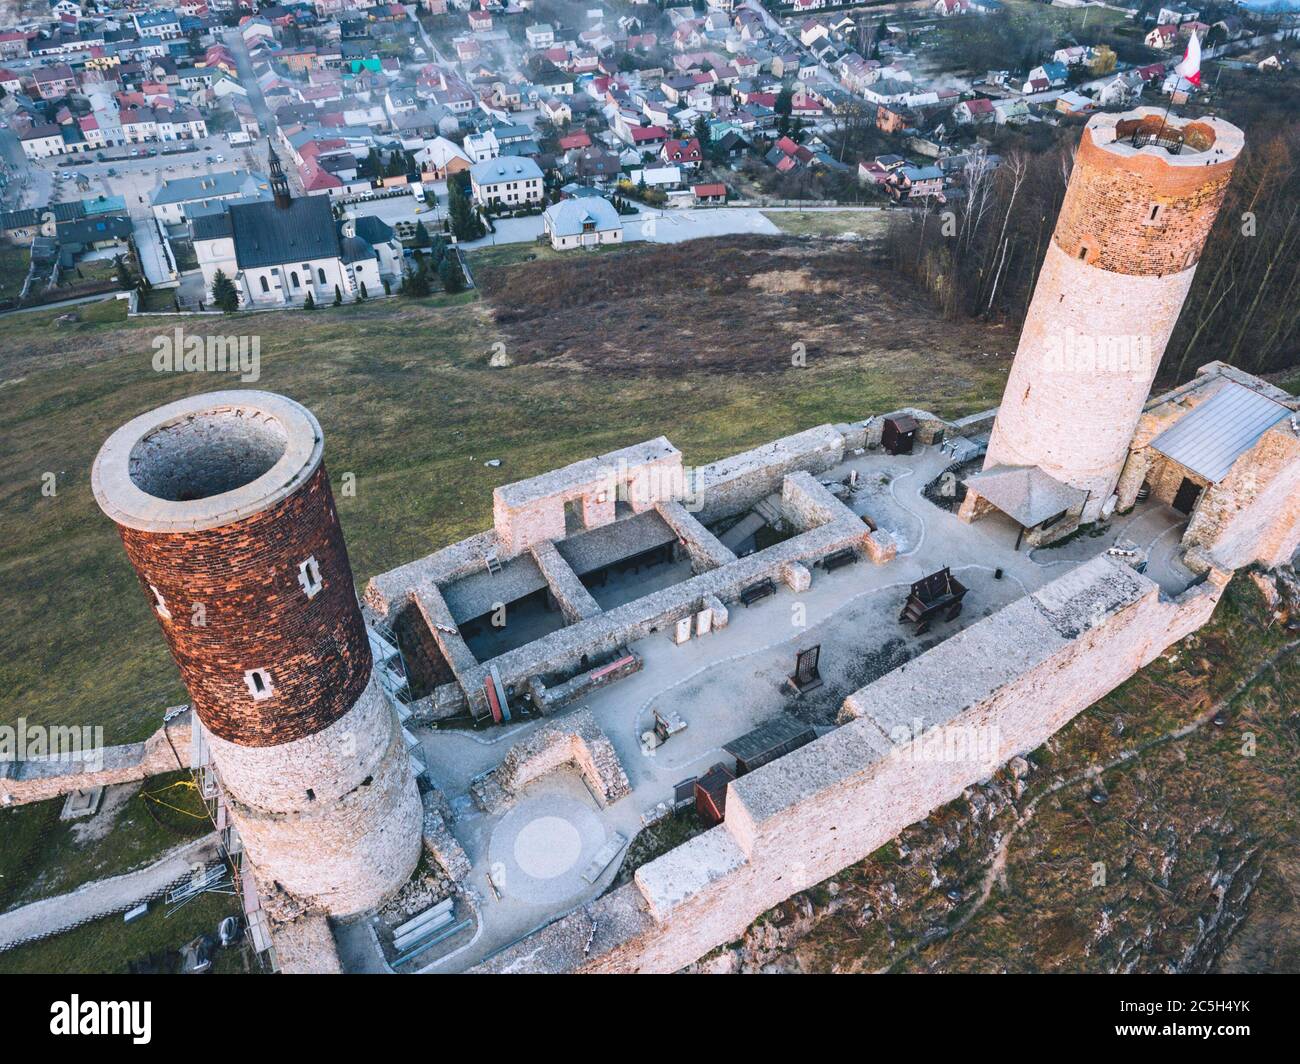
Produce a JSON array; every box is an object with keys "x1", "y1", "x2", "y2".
[{"x1": 0, "y1": 834, "x2": 220, "y2": 951}]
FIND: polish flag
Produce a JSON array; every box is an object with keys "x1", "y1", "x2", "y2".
[{"x1": 1175, "y1": 32, "x2": 1202, "y2": 87}]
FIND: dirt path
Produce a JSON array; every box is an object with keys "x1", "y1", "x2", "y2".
[
  {"x1": 876, "y1": 639, "x2": 1300, "y2": 973},
  {"x1": 0, "y1": 834, "x2": 220, "y2": 951}
]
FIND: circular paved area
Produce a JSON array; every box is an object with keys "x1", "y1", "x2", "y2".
[{"x1": 488, "y1": 794, "x2": 608, "y2": 905}]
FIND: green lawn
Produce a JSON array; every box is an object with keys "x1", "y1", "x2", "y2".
[
  {"x1": 0, "y1": 243, "x2": 30, "y2": 301},
  {"x1": 0, "y1": 262, "x2": 1005, "y2": 746},
  {"x1": 762, "y1": 210, "x2": 890, "y2": 239},
  {"x1": 464, "y1": 239, "x2": 639, "y2": 271},
  {"x1": 0, "y1": 891, "x2": 245, "y2": 975},
  {"x1": 0, "y1": 771, "x2": 212, "y2": 912}
]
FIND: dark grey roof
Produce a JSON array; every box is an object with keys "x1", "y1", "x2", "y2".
[
  {"x1": 190, "y1": 211, "x2": 232, "y2": 241},
  {"x1": 352, "y1": 214, "x2": 394, "y2": 244},
  {"x1": 0, "y1": 201, "x2": 83, "y2": 230},
  {"x1": 228, "y1": 195, "x2": 340, "y2": 271},
  {"x1": 338, "y1": 234, "x2": 375, "y2": 264},
  {"x1": 964, "y1": 464, "x2": 1087, "y2": 528},
  {"x1": 1151, "y1": 381, "x2": 1291, "y2": 484},
  {"x1": 724, "y1": 716, "x2": 816, "y2": 766}
]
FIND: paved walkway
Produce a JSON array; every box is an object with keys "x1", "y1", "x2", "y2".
[{"x1": 0, "y1": 834, "x2": 220, "y2": 951}]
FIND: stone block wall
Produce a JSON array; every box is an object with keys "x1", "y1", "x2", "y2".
[
  {"x1": 269, "y1": 913, "x2": 344, "y2": 974},
  {"x1": 1185, "y1": 426, "x2": 1300, "y2": 571},
  {"x1": 655, "y1": 500, "x2": 737, "y2": 573},
  {"x1": 0, "y1": 709, "x2": 192, "y2": 807},
  {"x1": 693, "y1": 425, "x2": 845, "y2": 523},
  {"x1": 531, "y1": 540, "x2": 602, "y2": 623},
  {"x1": 421, "y1": 790, "x2": 472, "y2": 881},
  {"x1": 492, "y1": 707, "x2": 630, "y2": 808},
  {"x1": 493, "y1": 439, "x2": 684, "y2": 558}
]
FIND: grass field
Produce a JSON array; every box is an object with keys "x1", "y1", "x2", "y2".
[
  {"x1": 0, "y1": 237, "x2": 1010, "y2": 746},
  {"x1": 761, "y1": 210, "x2": 890, "y2": 239},
  {"x1": 0, "y1": 772, "x2": 212, "y2": 912},
  {"x1": 0, "y1": 244, "x2": 31, "y2": 301},
  {"x1": 0, "y1": 891, "x2": 245, "y2": 975}
]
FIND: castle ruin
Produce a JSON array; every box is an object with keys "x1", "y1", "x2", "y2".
[{"x1": 8, "y1": 108, "x2": 1300, "y2": 974}]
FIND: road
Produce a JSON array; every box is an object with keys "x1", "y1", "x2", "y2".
[{"x1": 223, "y1": 27, "x2": 272, "y2": 135}]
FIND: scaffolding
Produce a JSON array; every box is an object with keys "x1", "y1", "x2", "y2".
[
  {"x1": 368, "y1": 620, "x2": 427, "y2": 779},
  {"x1": 189, "y1": 710, "x2": 277, "y2": 971}
]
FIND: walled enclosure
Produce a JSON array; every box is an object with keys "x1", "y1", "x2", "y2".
[
  {"x1": 91, "y1": 391, "x2": 422, "y2": 916},
  {"x1": 981, "y1": 110, "x2": 1244, "y2": 526},
  {"x1": 364, "y1": 422, "x2": 897, "y2": 720},
  {"x1": 469, "y1": 111, "x2": 1300, "y2": 974},
  {"x1": 478, "y1": 557, "x2": 1230, "y2": 973}
]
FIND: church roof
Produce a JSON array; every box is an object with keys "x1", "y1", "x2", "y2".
[{"x1": 228, "y1": 194, "x2": 340, "y2": 270}]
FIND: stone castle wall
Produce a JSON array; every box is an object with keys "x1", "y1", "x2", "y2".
[{"x1": 0, "y1": 709, "x2": 192, "y2": 807}]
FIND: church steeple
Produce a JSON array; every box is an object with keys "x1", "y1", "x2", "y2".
[{"x1": 268, "y1": 142, "x2": 292, "y2": 209}]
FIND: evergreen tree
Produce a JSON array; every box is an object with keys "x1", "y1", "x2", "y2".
[
  {"x1": 304, "y1": 290, "x2": 315, "y2": 309},
  {"x1": 211, "y1": 269, "x2": 238, "y2": 313},
  {"x1": 413, "y1": 220, "x2": 432, "y2": 248},
  {"x1": 113, "y1": 253, "x2": 135, "y2": 291},
  {"x1": 401, "y1": 260, "x2": 432, "y2": 297},
  {"x1": 693, "y1": 114, "x2": 711, "y2": 152},
  {"x1": 438, "y1": 253, "x2": 465, "y2": 294},
  {"x1": 429, "y1": 233, "x2": 448, "y2": 266},
  {"x1": 334, "y1": 284, "x2": 343, "y2": 306},
  {"x1": 448, "y1": 175, "x2": 486, "y2": 241}
]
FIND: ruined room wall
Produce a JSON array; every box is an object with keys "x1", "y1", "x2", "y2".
[
  {"x1": 655, "y1": 500, "x2": 737, "y2": 573},
  {"x1": 456, "y1": 515, "x2": 873, "y2": 716},
  {"x1": 531, "y1": 540, "x2": 602, "y2": 623},
  {"x1": 693, "y1": 425, "x2": 846, "y2": 523},
  {"x1": 1185, "y1": 428, "x2": 1300, "y2": 572}
]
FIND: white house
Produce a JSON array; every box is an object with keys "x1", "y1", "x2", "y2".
[
  {"x1": 526, "y1": 23, "x2": 555, "y2": 49},
  {"x1": 469, "y1": 156, "x2": 544, "y2": 208},
  {"x1": 463, "y1": 129, "x2": 500, "y2": 162},
  {"x1": 542, "y1": 196, "x2": 623, "y2": 250},
  {"x1": 19, "y1": 123, "x2": 66, "y2": 159}
]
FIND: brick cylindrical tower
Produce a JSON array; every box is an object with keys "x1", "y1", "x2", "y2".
[
  {"x1": 93, "y1": 391, "x2": 421, "y2": 916},
  {"x1": 983, "y1": 108, "x2": 1244, "y2": 522}
]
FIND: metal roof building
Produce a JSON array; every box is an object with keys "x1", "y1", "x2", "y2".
[{"x1": 1151, "y1": 382, "x2": 1291, "y2": 483}]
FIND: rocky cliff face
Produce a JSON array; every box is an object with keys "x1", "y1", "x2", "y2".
[{"x1": 691, "y1": 571, "x2": 1300, "y2": 974}]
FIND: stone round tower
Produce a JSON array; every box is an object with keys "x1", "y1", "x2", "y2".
[
  {"x1": 983, "y1": 108, "x2": 1244, "y2": 522},
  {"x1": 93, "y1": 391, "x2": 421, "y2": 916}
]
